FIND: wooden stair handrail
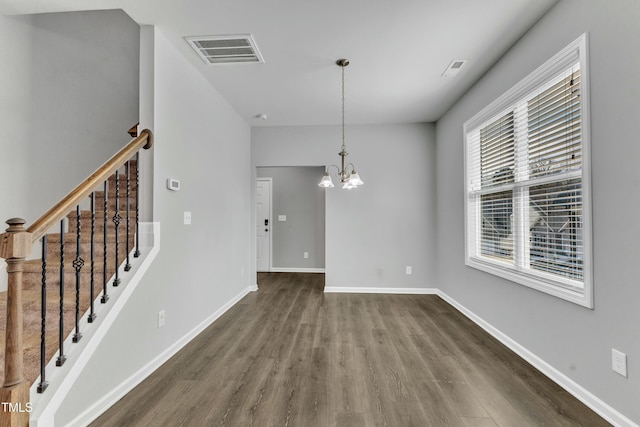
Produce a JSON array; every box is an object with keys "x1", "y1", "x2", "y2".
[
  {"x1": 0, "y1": 128, "x2": 152, "y2": 426},
  {"x1": 27, "y1": 129, "x2": 153, "y2": 242}
]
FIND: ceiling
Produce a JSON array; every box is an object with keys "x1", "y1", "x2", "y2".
[{"x1": 0, "y1": 0, "x2": 558, "y2": 127}]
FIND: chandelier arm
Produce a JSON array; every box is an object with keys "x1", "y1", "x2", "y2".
[{"x1": 326, "y1": 164, "x2": 341, "y2": 175}]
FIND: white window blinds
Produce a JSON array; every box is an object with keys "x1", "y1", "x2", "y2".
[{"x1": 464, "y1": 34, "x2": 592, "y2": 308}]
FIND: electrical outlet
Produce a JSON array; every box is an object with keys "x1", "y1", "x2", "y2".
[
  {"x1": 304, "y1": 252, "x2": 309, "y2": 259},
  {"x1": 612, "y1": 349, "x2": 628, "y2": 377},
  {"x1": 406, "y1": 266, "x2": 412, "y2": 275},
  {"x1": 184, "y1": 211, "x2": 192, "y2": 225},
  {"x1": 158, "y1": 310, "x2": 165, "y2": 328}
]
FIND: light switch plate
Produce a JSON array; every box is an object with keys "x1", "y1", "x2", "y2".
[
  {"x1": 278, "y1": 215, "x2": 287, "y2": 221},
  {"x1": 612, "y1": 349, "x2": 628, "y2": 377},
  {"x1": 158, "y1": 310, "x2": 165, "y2": 328}
]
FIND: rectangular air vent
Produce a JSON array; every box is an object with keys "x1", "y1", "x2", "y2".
[
  {"x1": 442, "y1": 59, "x2": 467, "y2": 77},
  {"x1": 186, "y1": 34, "x2": 265, "y2": 65}
]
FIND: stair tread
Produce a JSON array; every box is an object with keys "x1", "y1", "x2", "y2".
[
  {"x1": 45, "y1": 231, "x2": 136, "y2": 242},
  {"x1": 23, "y1": 259, "x2": 126, "y2": 272}
]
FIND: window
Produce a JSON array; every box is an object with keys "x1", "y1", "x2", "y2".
[{"x1": 464, "y1": 34, "x2": 592, "y2": 307}]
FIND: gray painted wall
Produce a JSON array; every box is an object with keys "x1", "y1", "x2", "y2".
[
  {"x1": 55, "y1": 26, "x2": 253, "y2": 425},
  {"x1": 0, "y1": 15, "x2": 30, "y2": 224},
  {"x1": 0, "y1": 9, "x2": 139, "y2": 288},
  {"x1": 257, "y1": 167, "x2": 325, "y2": 270},
  {"x1": 0, "y1": 10, "x2": 139, "y2": 224},
  {"x1": 252, "y1": 123, "x2": 436, "y2": 290},
  {"x1": 435, "y1": 0, "x2": 639, "y2": 423}
]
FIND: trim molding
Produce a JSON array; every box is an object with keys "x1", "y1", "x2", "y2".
[
  {"x1": 436, "y1": 290, "x2": 639, "y2": 427},
  {"x1": 269, "y1": 267, "x2": 325, "y2": 273},
  {"x1": 66, "y1": 282, "x2": 254, "y2": 427},
  {"x1": 324, "y1": 286, "x2": 438, "y2": 294}
]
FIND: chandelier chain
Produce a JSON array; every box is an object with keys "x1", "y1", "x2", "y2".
[{"x1": 341, "y1": 64, "x2": 346, "y2": 152}]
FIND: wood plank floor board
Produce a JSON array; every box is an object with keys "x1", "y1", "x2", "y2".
[
  {"x1": 297, "y1": 346, "x2": 330, "y2": 426},
  {"x1": 328, "y1": 337, "x2": 365, "y2": 415},
  {"x1": 234, "y1": 357, "x2": 282, "y2": 427},
  {"x1": 459, "y1": 416, "x2": 500, "y2": 427},
  {"x1": 334, "y1": 411, "x2": 367, "y2": 427},
  {"x1": 92, "y1": 273, "x2": 610, "y2": 427}
]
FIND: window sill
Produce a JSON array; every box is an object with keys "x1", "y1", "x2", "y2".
[{"x1": 466, "y1": 256, "x2": 593, "y2": 308}]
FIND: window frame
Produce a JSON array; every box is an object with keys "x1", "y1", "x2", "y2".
[{"x1": 463, "y1": 34, "x2": 593, "y2": 308}]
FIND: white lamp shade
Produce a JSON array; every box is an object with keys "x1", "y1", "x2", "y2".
[
  {"x1": 342, "y1": 181, "x2": 356, "y2": 189},
  {"x1": 348, "y1": 171, "x2": 363, "y2": 186},
  {"x1": 318, "y1": 173, "x2": 334, "y2": 188}
]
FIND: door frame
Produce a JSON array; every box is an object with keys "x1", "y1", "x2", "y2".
[{"x1": 256, "y1": 177, "x2": 273, "y2": 272}]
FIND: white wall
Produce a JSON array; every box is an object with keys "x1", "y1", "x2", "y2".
[
  {"x1": 435, "y1": 0, "x2": 640, "y2": 424},
  {"x1": 0, "y1": 8, "x2": 138, "y2": 222},
  {"x1": 252, "y1": 123, "x2": 436, "y2": 291},
  {"x1": 55, "y1": 26, "x2": 253, "y2": 425},
  {"x1": 0, "y1": 10, "x2": 139, "y2": 223},
  {"x1": 0, "y1": 9, "x2": 139, "y2": 288},
  {"x1": 0, "y1": 15, "x2": 30, "y2": 224}
]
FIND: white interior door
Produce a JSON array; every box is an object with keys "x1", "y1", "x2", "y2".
[{"x1": 256, "y1": 178, "x2": 272, "y2": 272}]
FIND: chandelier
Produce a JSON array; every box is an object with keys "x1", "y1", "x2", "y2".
[{"x1": 318, "y1": 59, "x2": 364, "y2": 189}]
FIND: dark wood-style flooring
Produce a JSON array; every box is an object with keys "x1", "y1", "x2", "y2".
[{"x1": 92, "y1": 272, "x2": 609, "y2": 426}]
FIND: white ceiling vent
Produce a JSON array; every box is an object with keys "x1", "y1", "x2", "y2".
[
  {"x1": 186, "y1": 34, "x2": 265, "y2": 65},
  {"x1": 442, "y1": 59, "x2": 467, "y2": 77}
]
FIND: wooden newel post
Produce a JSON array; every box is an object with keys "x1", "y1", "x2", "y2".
[{"x1": 0, "y1": 218, "x2": 32, "y2": 427}]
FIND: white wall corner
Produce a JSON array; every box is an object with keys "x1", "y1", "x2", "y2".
[{"x1": 138, "y1": 222, "x2": 156, "y2": 247}]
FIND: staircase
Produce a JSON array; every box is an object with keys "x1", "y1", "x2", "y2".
[
  {"x1": 0, "y1": 129, "x2": 152, "y2": 426},
  {"x1": 0, "y1": 171, "x2": 136, "y2": 387}
]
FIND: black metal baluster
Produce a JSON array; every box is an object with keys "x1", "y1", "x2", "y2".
[
  {"x1": 134, "y1": 152, "x2": 141, "y2": 258},
  {"x1": 113, "y1": 170, "x2": 122, "y2": 286},
  {"x1": 101, "y1": 181, "x2": 110, "y2": 304},
  {"x1": 56, "y1": 219, "x2": 66, "y2": 367},
  {"x1": 124, "y1": 160, "x2": 132, "y2": 272},
  {"x1": 88, "y1": 192, "x2": 97, "y2": 322},
  {"x1": 37, "y1": 235, "x2": 49, "y2": 393},
  {"x1": 72, "y1": 205, "x2": 83, "y2": 343}
]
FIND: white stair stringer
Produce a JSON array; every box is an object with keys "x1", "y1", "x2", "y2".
[{"x1": 28, "y1": 222, "x2": 160, "y2": 427}]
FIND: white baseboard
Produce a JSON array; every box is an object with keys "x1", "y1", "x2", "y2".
[
  {"x1": 267, "y1": 267, "x2": 325, "y2": 273},
  {"x1": 66, "y1": 283, "x2": 254, "y2": 427},
  {"x1": 249, "y1": 284, "x2": 259, "y2": 292},
  {"x1": 436, "y1": 290, "x2": 639, "y2": 427},
  {"x1": 324, "y1": 286, "x2": 438, "y2": 294}
]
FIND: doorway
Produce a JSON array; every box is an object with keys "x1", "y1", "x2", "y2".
[{"x1": 256, "y1": 167, "x2": 325, "y2": 272}]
